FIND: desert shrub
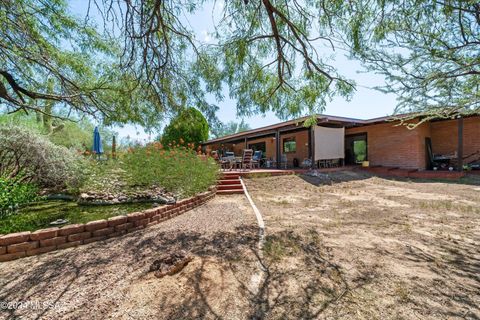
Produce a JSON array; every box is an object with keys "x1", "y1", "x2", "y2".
[
  {"x1": 0, "y1": 125, "x2": 86, "y2": 190},
  {"x1": 0, "y1": 176, "x2": 39, "y2": 216},
  {"x1": 122, "y1": 142, "x2": 218, "y2": 198},
  {"x1": 161, "y1": 108, "x2": 209, "y2": 148}
]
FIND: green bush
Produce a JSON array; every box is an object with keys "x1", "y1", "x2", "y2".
[
  {"x1": 0, "y1": 125, "x2": 86, "y2": 191},
  {"x1": 122, "y1": 142, "x2": 218, "y2": 198},
  {"x1": 0, "y1": 176, "x2": 39, "y2": 216},
  {"x1": 161, "y1": 108, "x2": 209, "y2": 148}
]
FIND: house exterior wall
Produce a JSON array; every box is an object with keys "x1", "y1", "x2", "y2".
[
  {"x1": 345, "y1": 121, "x2": 431, "y2": 170},
  {"x1": 280, "y1": 130, "x2": 309, "y2": 167},
  {"x1": 430, "y1": 116, "x2": 480, "y2": 158},
  {"x1": 247, "y1": 136, "x2": 277, "y2": 161},
  {"x1": 204, "y1": 115, "x2": 480, "y2": 170}
]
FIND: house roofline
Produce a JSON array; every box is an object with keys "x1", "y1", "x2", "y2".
[
  {"x1": 202, "y1": 113, "x2": 388, "y2": 145},
  {"x1": 202, "y1": 112, "x2": 480, "y2": 145}
]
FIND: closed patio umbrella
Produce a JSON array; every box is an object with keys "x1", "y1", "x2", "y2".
[{"x1": 92, "y1": 126, "x2": 103, "y2": 156}]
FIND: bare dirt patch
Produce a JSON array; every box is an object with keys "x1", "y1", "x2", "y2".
[{"x1": 245, "y1": 171, "x2": 480, "y2": 319}]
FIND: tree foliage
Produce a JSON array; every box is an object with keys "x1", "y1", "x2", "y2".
[
  {"x1": 0, "y1": 113, "x2": 115, "y2": 151},
  {"x1": 1, "y1": 0, "x2": 478, "y2": 126},
  {"x1": 346, "y1": 0, "x2": 480, "y2": 122},
  {"x1": 0, "y1": 0, "x2": 166, "y2": 128},
  {"x1": 161, "y1": 108, "x2": 209, "y2": 147},
  {"x1": 210, "y1": 120, "x2": 252, "y2": 139}
]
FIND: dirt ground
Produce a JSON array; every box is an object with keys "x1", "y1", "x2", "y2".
[
  {"x1": 245, "y1": 171, "x2": 480, "y2": 319},
  {"x1": 1, "y1": 171, "x2": 479, "y2": 320}
]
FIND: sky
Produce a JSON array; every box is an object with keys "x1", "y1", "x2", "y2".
[{"x1": 68, "y1": 0, "x2": 398, "y2": 142}]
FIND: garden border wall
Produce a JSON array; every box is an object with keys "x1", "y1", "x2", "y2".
[{"x1": 0, "y1": 187, "x2": 217, "y2": 262}]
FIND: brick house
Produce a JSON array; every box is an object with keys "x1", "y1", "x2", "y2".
[{"x1": 202, "y1": 114, "x2": 480, "y2": 171}]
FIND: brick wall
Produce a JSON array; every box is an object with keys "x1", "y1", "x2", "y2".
[
  {"x1": 0, "y1": 188, "x2": 217, "y2": 262},
  {"x1": 247, "y1": 136, "x2": 277, "y2": 160},
  {"x1": 280, "y1": 130, "x2": 309, "y2": 166},
  {"x1": 346, "y1": 121, "x2": 431, "y2": 170},
  {"x1": 430, "y1": 116, "x2": 480, "y2": 158}
]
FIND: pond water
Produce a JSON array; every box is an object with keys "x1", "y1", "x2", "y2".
[{"x1": 0, "y1": 200, "x2": 155, "y2": 234}]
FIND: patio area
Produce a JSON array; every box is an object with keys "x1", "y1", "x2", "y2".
[{"x1": 220, "y1": 166, "x2": 357, "y2": 176}]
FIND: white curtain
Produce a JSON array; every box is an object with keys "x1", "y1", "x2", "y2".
[{"x1": 314, "y1": 126, "x2": 345, "y2": 160}]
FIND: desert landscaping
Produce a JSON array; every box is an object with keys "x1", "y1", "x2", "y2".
[{"x1": 1, "y1": 171, "x2": 479, "y2": 319}]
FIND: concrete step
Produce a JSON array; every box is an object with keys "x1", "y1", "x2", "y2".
[
  {"x1": 217, "y1": 189, "x2": 244, "y2": 195},
  {"x1": 218, "y1": 179, "x2": 241, "y2": 185},
  {"x1": 217, "y1": 184, "x2": 243, "y2": 191}
]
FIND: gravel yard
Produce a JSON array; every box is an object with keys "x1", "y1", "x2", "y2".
[{"x1": 0, "y1": 196, "x2": 259, "y2": 320}]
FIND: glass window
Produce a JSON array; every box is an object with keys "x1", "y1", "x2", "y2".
[
  {"x1": 283, "y1": 138, "x2": 296, "y2": 153},
  {"x1": 353, "y1": 140, "x2": 367, "y2": 163}
]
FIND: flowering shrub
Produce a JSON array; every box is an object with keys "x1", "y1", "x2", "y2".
[
  {"x1": 0, "y1": 126, "x2": 86, "y2": 190},
  {"x1": 122, "y1": 141, "x2": 218, "y2": 198}
]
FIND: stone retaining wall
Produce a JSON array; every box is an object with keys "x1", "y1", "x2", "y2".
[{"x1": 0, "y1": 187, "x2": 216, "y2": 262}]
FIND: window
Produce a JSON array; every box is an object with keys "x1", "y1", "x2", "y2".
[
  {"x1": 283, "y1": 137, "x2": 296, "y2": 153},
  {"x1": 353, "y1": 140, "x2": 367, "y2": 163}
]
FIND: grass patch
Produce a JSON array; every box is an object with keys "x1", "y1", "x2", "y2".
[
  {"x1": 416, "y1": 200, "x2": 480, "y2": 213},
  {"x1": 0, "y1": 200, "x2": 152, "y2": 234},
  {"x1": 264, "y1": 231, "x2": 301, "y2": 262},
  {"x1": 394, "y1": 282, "x2": 411, "y2": 303}
]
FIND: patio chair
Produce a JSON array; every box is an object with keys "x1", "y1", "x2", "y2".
[
  {"x1": 239, "y1": 149, "x2": 254, "y2": 171},
  {"x1": 301, "y1": 158, "x2": 312, "y2": 168},
  {"x1": 252, "y1": 150, "x2": 262, "y2": 169},
  {"x1": 220, "y1": 152, "x2": 236, "y2": 171},
  {"x1": 326, "y1": 158, "x2": 340, "y2": 168}
]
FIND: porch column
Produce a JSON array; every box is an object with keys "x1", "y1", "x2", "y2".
[
  {"x1": 275, "y1": 130, "x2": 280, "y2": 169},
  {"x1": 457, "y1": 117, "x2": 464, "y2": 171},
  {"x1": 244, "y1": 137, "x2": 248, "y2": 149},
  {"x1": 309, "y1": 126, "x2": 315, "y2": 168}
]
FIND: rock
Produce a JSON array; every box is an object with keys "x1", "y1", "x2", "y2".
[{"x1": 149, "y1": 251, "x2": 193, "y2": 278}]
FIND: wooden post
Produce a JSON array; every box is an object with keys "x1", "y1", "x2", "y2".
[
  {"x1": 457, "y1": 117, "x2": 464, "y2": 171},
  {"x1": 275, "y1": 130, "x2": 280, "y2": 169},
  {"x1": 244, "y1": 137, "x2": 248, "y2": 150},
  {"x1": 310, "y1": 126, "x2": 315, "y2": 168},
  {"x1": 112, "y1": 135, "x2": 116, "y2": 160}
]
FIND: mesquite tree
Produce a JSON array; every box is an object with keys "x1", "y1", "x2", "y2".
[
  {"x1": 345, "y1": 0, "x2": 480, "y2": 123},
  {"x1": 1, "y1": 0, "x2": 478, "y2": 126}
]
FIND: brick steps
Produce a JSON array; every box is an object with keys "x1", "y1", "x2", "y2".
[
  {"x1": 217, "y1": 184, "x2": 243, "y2": 191},
  {"x1": 217, "y1": 173, "x2": 245, "y2": 195},
  {"x1": 217, "y1": 189, "x2": 245, "y2": 195},
  {"x1": 218, "y1": 179, "x2": 241, "y2": 185}
]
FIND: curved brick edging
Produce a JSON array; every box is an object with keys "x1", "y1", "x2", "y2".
[{"x1": 0, "y1": 187, "x2": 217, "y2": 262}]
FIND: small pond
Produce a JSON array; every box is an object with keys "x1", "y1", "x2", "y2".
[{"x1": 0, "y1": 200, "x2": 155, "y2": 234}]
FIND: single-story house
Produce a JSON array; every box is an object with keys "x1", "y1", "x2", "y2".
[{"x1": 201, "y1": 114, "x2": 480, "y2": 171}]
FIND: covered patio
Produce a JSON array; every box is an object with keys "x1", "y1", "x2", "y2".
[{"x1": 203, "y1": 115, "x2": 362, "y2": 170}]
